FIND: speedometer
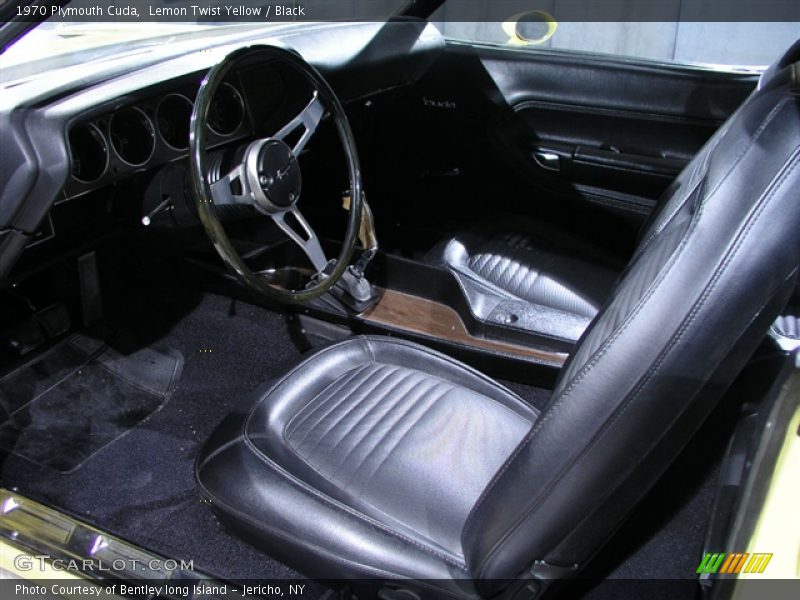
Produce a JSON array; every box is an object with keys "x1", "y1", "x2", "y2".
[
  {"x1": 109, "y1": 107, "x2": 155, "y2": 166},
  {"x1": 156, "y1": 93, "x2": 193, "y2": 150}
]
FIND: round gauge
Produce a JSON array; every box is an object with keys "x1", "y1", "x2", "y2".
[
  {"x1": 156, "y1": 93, "x2": 193, "y2": 150},
  {"x1": 109, "y1": 106, "x2": 155, "y2": 166},
  {"x1": 207, "y1": 82, "x2": 245, "y2": 136},
  {"x1": 68, "y1": 123, "x2": 108, "y2": 183}
]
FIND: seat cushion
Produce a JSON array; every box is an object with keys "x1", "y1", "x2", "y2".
[
  {"x1": 429, "y1": 218, "x2": 622, "y2": 344},
  {"x1": 196, "y1": 336, "x2": 537, "y2": 585},
  {"x1": 463, "y1": 231, "x2": 617, "y2": 318}
]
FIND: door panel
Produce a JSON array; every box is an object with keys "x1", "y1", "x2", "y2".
[
  {"x1": 473, "y1": 43, "x2": 757, "y2": 215},
  {"x1": 371, "y1": 39, "x2": 759, "y2": 258},
  {"x1": 503, "y1": 100, "x2": 700, "y2": 198}
]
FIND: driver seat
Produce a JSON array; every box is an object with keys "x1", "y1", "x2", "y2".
[{"x1": 196, "y1": 46, "x2": 800, "y2": 598}]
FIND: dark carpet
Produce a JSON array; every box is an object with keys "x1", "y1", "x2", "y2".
[
  {"x1": 0, "y1": 333, "x2": 182, "y2": 472},
  {"x1": 0, "y1": 292, "x2": 310, "y2": 582},
  {"x1": 0, "y1": 277, "x2": 726, "y2": 599}
]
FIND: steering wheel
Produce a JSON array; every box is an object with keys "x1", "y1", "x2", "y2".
[{"x1": 189, "y1": 45, "x2": 362, "y2": 303}]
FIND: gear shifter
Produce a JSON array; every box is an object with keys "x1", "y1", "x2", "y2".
[{"x1": 329, "y1": 195, "x2": 380, "y2": 312}]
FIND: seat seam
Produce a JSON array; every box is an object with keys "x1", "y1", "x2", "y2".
[
  {"x1": 284, "y1": 363, "x2": 372, "y2": 442},
  {"x1": 462, "y1": 174, "x2": 707, "y2": 541},
  {"x1": 354, "y1": 385, "x2": 450, "y2": 488},
  {"x1": 330, "y1": 377, "x2": 440, "y2": 479},
  {"x1": 243, "y1": 338, "x2": 370, "y2": 435},
  {"x1": 238, "y1": 434, "x2": 470, "y2": 571},
  {"x1": 280, "y1": 363, "x2": 533, "y2": 482},
  {"x1": 295, "y1": 365, "x2": 403, "y2": 457},
  {"x1": 638, "y1": 97, "x2": 787, "y2": 255},
  {"x1": 358, "y1": 339, "x2": 520, "y2": 400},
  {"x1": 261, "y1": 427, "x2": 467, "y2": 557},
  {"x1": 472, "y1": 134, "x2": 800, "y2": 580},
  {"x1": 467, "y1": 242, "x2": 608, "y2": 315},
  {"x1": 526, "y1": 268, "x2": 798, "y2": 573},
  {"x1": 197, "y1": 454, "x2": 444, "y2": 581}
]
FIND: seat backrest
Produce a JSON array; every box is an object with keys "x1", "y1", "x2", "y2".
[{"x1": 462, "y1": 49, "x2": 800, "y2": 594}]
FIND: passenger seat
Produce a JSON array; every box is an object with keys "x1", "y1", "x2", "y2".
[{"x1": 427, "y1": 218, "x2": 623, "y2": 346}]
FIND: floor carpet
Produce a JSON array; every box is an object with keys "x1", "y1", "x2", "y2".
[{"x1": 0, "y1": 276, "x2": 729, "y2": 600}]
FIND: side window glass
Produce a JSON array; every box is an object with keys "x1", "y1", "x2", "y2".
[{"x1": 432, "y1": 15, "x2": 799, "y2": 69}]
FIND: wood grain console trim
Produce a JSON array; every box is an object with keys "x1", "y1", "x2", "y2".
[{"x1": 361, "y1": 289, "x2": 567, "y2": 367}]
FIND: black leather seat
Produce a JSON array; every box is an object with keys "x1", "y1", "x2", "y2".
[
  {"x1": 197, "y1": 44, "x2": 800, "y2": 599},
  {"x1": 426, "y1": 219, "x2": 622, "y2": 344},
  {"x1": 197, "y1": 337, "x2": 537, "y2": 593}
]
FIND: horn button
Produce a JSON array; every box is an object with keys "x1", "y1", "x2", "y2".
[{"x1": 254, "y1": 139, "x2": 301, "y2": 209}]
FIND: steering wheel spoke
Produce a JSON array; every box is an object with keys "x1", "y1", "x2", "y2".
[
  {"x1": 190, "y1": 45, "x2": 362, "y2": 303},
  {"x1": 271, "y1": 208, "x2": 329, "y2": 274},
  {"x1": 273, "y1": 92, "x2": 325, "y2": 156},
  {"x1": 209, "y1": 164, "x2": 251, "y2": 207}
]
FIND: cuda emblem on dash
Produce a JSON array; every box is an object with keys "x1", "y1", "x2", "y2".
[{"x1": 422, "y1": 97, "x2": 457, "y2": 109}]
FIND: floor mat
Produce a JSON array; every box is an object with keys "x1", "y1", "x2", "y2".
[
  {"x1": 0, "y1": 334, "x2": 183, "y2": 472},
  {"x1": 0, "y1": 287, "x2": 555, "y2": 587}
]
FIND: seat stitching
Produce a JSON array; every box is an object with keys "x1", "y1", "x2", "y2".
[
  {"x1": 365, "y1": 337, "x2": 535, "y2": 413},
  {"x1": 635, "y1": 169, "x2": 704, "y2": 259},
  {"x1": 198, "y1": 451, "x2": 464, "y2": 583},
  {"x1": 331, "y1": 376, "x2": 439, "y2": 479},
  {"x1": 238, "y1": 435, "x2": 470, "y2": 570},
  {"x1": 298, "y1": 365, "x2": 403, "y2": 457},
  {"x1": 285, "y1": 365, "x2": 378, "y2": 450},
  {"x1": 268, "y1": 427, "x2": 471, "y2": 562},
  {"x1": 540, "y1": 268, "x2": 799, "y2": 564},
  {"x1": 196, "y1": 434, "x2": 247, "y2": 471},
  {"x1": 285, "y1": 362, "x2": 532, "y2": 470},
  {"x1": 638, "y1": 97, "x2": 787, "y2": 255},
  {"x1": 285, "y1": 363, "x2": 372, "y2": 441},
  {"x1": 354, "y1": 384, "x2": 450, "y2": 488},
  {"x1": 361, "y1": 336, "x2": 376, "y2": 362},
  {"x1": 461, "y1": 183, "x2": 706, "y2": 539},
  {"x1": 279, "y1": 375, "x2": 438, "y2": 486},
  {"x1": 323, "y1": 367, "x2": 418, "y2": 460},
  {"x1": 251, "y1": 334, "x2": 532, "y2": 442},
  {"x1": 244, "y1": 338, "x2": 369, "y2": 434},
  {"x1": 473, "y1": 134, "x2": 800, "y2": 579},
  {"x1": 507, "y1": 259, "x2": 534, "y2": 299}
]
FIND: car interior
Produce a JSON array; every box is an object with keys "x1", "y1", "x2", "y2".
[{"x1": 1, "y1": 9, "x2": 799, "y2": 600}]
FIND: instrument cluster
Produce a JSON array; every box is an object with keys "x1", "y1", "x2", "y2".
[{"x1": 64, "y1": 77, "x2": 250, "y2": 200}]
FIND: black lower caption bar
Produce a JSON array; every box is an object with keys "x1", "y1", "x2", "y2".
[{"x1": 3, "y1": 579, "x2": 800, "y2": 600}]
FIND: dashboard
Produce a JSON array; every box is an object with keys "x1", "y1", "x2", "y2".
[
  {"x1": 65, "y1": 77, "x2": 253, "y2": 200},
  {"x1": 0, "y1": 21, "x2": 445, "y2": 282}
]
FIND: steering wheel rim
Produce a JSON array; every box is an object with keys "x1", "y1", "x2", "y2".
[{"x1": 189, "y1": 44, "x2": 362, "y2": 303}]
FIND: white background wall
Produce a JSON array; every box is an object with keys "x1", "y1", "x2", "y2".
[{"x1": 435, "y1": 20, "x2": 800, "y2": 68}]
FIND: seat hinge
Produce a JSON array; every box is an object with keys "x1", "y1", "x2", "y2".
[
  {"x1": 528, "y1": 559, "x2": 581, "y2": 580},
  {"x1": 502, "y1": 560, "x2": 581, "y2": 600},
  {"x1": 377, "y1": 586, "x2": 421, "y2": 600}
]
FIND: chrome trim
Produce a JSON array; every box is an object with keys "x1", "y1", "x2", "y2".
[
  {"x1": 770, "y1": 315, "x2": 800, "y2": 353},
  {"x1": 533, "y1": 151, "x2": 561, "y2": 172},
  {"x1": 0, "y1": 489, "x2": 252, "y2": 599},
  {"x1": 272, "y1": 92, "x2": 324, "y2": 156},
  {"x1": 68, "y1": 122, "x2": 109, "y2": 184},
  {"x1": 109, "y1": 106, "x2": 156, "y2": 167},
  {"x1": 155, "y1": 93, "x2": 193, "y2": 151}
]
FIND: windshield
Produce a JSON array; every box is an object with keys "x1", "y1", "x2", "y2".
[
  {"x1": 2, "y1": 21, "x2": 271, "y2": 81},
  {"x1": 0, "y1": 0, "x2": 409, "y2": 83}
]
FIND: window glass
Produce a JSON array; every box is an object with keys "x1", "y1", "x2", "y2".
[{"x1": 433, "y1": 19, "x2": 800, "y2": 69}]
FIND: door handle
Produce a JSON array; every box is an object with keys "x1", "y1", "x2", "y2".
[{"x1": 532, "y1": 151, "x2": 561, "y2": 172}]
